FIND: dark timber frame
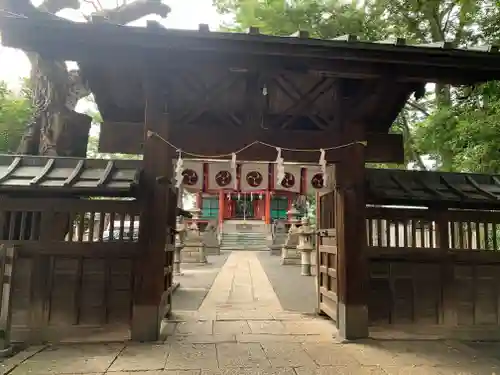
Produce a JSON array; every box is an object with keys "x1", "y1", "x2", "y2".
[{"x1": 3, "y1": 14, "x2": 500, "y2": 340}]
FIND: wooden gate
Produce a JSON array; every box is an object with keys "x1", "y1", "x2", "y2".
[{"x1": 316, "y1": 191, "x2": 338, "y2": 324}]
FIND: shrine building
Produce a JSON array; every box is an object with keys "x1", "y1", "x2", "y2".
[
  {"x1": 180, "y1": 159, "x2": 330, "y2": 224},
  {"x1": 3, "y1": 10, "x2": 500, "y2": 345}
]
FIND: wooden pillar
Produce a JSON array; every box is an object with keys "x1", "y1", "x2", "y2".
[
  {"x1": 265, "y1": 191, "x2": 271, "y2": 224},
  {"x1": 315, "y1": 191, "x2": 320, "y2": 227},
  {"x1": 132, "y1": 68, "x2": 171, "y2": 342},
  {"x1": 218, "y1": 191, "x2": 225, "y2": 225},
  {"x1": 335, "y1": 122, "x2": 369, "y2": 340}
]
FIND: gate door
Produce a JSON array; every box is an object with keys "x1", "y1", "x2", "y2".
[{"x1": 317, "y1": 191, "x2": 338, "y2": 324}]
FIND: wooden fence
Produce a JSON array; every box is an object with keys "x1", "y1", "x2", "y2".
[
  {"x1": 366, "y1": 206, "x2": 500, "y2": 330},
  {"x1": 0, "y1": 197, "x2": 144, "y2": 343},
  {"x1": 0, "y1": 245, "x2": 15, "y2": 354}
]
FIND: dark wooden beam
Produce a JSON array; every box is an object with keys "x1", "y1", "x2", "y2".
[
  {"x1": 335, "y1": 121, "x2": 369, "y2": 339},
  {"x1": 98, "y1": 122, "x2": 404, "y2": 163},
  {"x1": 131, "y1": 64, "x2": 171, "y2": 342},
  {"x1": 3, "y1": 16, "x2": 500, "y2": 84}
]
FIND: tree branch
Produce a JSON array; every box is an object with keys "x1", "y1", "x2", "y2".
[
  {"x1": 407, "y1": 100, "x2": 430, "y2": 117},
  {"x1": 400, "y1": 112, "x2": 427, "y2": 170},
  {"x1": 38, "y1": 0, "x2": 80, "y2": 14},
  {"x1": 3, "y1": 0, "x2": 79, "y2": 16},
  {"x1": 91, "y1": 0, "x2": 171, "y2": 25}
]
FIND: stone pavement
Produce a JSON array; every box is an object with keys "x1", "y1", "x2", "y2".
[
  {"x1": 3, "y1": 251, "x2": 500, "y2": 374},
  {"x1": 173, "y1": 251, "x2": 231, "y2": 311}
]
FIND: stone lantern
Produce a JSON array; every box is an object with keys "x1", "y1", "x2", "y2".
[
  {"x1": 281, "y1": 206, "x2": 301, "y2": 265},
  {"x1": 174, "y1": 216, "x2": 187, "y2": 275},
  {"x1": 182, "y1": 208, "x2": 207, "y2": 264},
  {"x1": 297, "y1": 216, "x2": 315, "y2": 276}
]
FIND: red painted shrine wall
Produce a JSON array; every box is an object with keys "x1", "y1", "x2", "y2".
[{"x1": 254, "y1": 199, "x2": 266, "y2": 220}]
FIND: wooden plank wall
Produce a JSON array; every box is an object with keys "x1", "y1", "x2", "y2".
[
  {"x1": 0, "y1": 198, "x2": 141, "y2": 343},
  {"x1": 366, "y1": 206, "x2": 500, "y2": 328}
]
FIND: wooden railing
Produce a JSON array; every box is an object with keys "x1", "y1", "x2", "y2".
[
  {"x1": 366, "y1": 206, "x2": 500, "y2": 329},
  {"x1": 366, "y1": 206, "x2": 500, "y2": 256},
  {"x1": 0, "y1": 198, "x2": 141, "y2": 256}
]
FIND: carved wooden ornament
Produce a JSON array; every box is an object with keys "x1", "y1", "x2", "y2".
[
  {"x1": 182, "y1": 169, "x2": 198, "y2": 186},
  {"x1": 281, "y1": 172, "x2": 296, "y2": 188},
  {"x1": 246, "y1": 171, "x2": 263, "y2": 187},
  {"x1": 215, "y1": 170, "x2": 232, "y2": 187},
  {"x1": 311, "y1": 173, "x2": 325, "y2": 189}
]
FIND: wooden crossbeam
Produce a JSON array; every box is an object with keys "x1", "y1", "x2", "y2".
[
  {"x1": 174, "y1": 72, "x2": 242, "y2": 126},
  {"x1": 273, "y1": 74, "x2": 335, "y2": 130},
  {"x1": 99, "y1": 121, "x2": 404, "y2": 163}
]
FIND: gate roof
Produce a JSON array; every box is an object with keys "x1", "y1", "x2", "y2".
[
  {"x1": 2, "y1": 16, "x2": 500, "y2": 162},
  {"x1": 367, "y1": 168, "x2": 500, "y2": 210}
]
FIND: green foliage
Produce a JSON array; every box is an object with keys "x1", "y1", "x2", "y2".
[
  {"x1": 216, "y1": 0, "x2": 390, "y2": 40},
  {"x1": 414, "y1": 82, "x2": 500, "y2": 173},
  {"x1": 0, "y1": 81, "x2": 32, "y2": 153}
]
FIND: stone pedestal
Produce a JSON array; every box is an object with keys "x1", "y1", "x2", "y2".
[
  {"x1": 202, "y1": 220, "x2": 220, "y2": 256},
  {"x1": 297, "y1": 217, "x2": 315, "y2": 276},
  {"x1": 281, "y1": 207, "x2": 302, "y2": 265},
  {"x1": 181, "y1": 209, "x2": 207, "y2": 264},
  {"x1": 174, "y1": 216, "x2": 186, "y2": 275},
  {"x1": 269, "y1": 220, "x2": 287, "y2": 256}
]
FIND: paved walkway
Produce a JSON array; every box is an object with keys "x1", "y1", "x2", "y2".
[{"x1": 3, "y1": 252, "x2": 500, "y2": 374}]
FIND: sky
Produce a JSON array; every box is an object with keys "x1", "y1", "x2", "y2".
[{"x1": 0, "y1": 0, "x2": 224, "y2": 88}]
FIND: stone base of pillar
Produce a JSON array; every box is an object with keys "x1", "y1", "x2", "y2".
[
  {"x1": 337, "y1": 302, "x2": 369, "y2": 341},
  {"x1": 301, "y1": 263, "x2": 311, "y2": 275},
  {"x1": 173, "y1": 265, "x2": 183, "y2": 276},
  {"x1": 300, "y1": 250, "x2": 312, "y2": 276},
  {"x1": 131, "y1": 304, "x2": 161, "y2": 342},
  {"x1": 174, "y1": 246, "x2": 183, "y2": 275},
  {"x1": 203, "y1": 245, "x2": 220, "y2": 256},
  {"x1": 202, "y1": 223, "x2": 220, "y2": 256},
  {"x1": 310, "y1": 250, "x2": 317, "y2": 276},
  {"x1": 281, "y1": 246, "x2": 301, "y2": 265},
  {"x1": 181, "y1": 246, "x2": 207, "y2": 263},
  {"x1": 269, "y1": 245, "x2": 281, "y2": 256}
]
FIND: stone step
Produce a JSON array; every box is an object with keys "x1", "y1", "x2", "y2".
[
  {"x1": 222, "y1": 237, "x2": 267, "y2": 242},
  {"x1": 221, "y1": 230, "x2": 269, "y2": 252},
  {"x1": 220, "y1": 245, "x2": 269, "y2": 251},
  {"x1": 221, "y1": 238, "x2": 267, "y2": 243}
]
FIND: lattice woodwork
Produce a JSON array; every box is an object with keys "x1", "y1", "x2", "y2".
[
  {"x1": 367, "y1": 206, "x2": 500, "y2": 330},
  {"x1": 269, "y1": 73, "x2": 336, "y2": 130},
  {"x1": 317, "y1": 191, "x2": 338, "y2": 323}
]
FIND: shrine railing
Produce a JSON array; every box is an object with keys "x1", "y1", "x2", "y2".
[
  {"x1": 0, "y1": 197, "x2": 141, "y2": 256},
  {"x1": 366, "y1": 205, "x2": 500, "y2": 329},
  {"x1": 366, "y1": 206, "x2": 500, "y2": 258},
  {"x1": 0, "y1": 197, "x2": 143, "y2": 343}
]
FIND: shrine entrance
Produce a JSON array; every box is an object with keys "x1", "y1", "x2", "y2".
[
  {"x1": 5, "y1": 14, "x2": 500, "y2": 343},
  {"x1": 233, "y1": 195, "x2": 255, "y2": 219}
]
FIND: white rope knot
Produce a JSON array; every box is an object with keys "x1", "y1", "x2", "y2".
[
  {"x1": 275, "y1": 147, "x2": 285, "y2": 185},
  {"x1": 319, "y1": 148, "x2": 328, "y2": 187},
  {"x1": 174, "y1": 150, "x2": 184, "y2": 188},
  {"x1": 231, "y1": 152, "x2": 238, "y2": 190}
]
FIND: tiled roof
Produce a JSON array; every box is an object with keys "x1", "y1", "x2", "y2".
[
  {"x1": 0, "y1": 155, "x2": 140, "y2": 197},
  {"x1": 366, "y1": 168, "x2": 500, "y2": 209}
]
